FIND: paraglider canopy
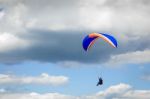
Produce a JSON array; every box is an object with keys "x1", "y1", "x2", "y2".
[{"x1": 82, "y1": 33, "x2": 117, "y2": 51}]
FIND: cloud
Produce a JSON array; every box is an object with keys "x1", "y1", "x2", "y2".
[
  {"x1": 0, "y1": 92, "x2": 76, "y2": 99},
  {"x1": 0, "y1": 88, "x2": 6, "y2": 93},
  {"x1": 0, "y1": 73, "x2": 69, "y2": 86},
  {"x1": 141, "y1": 75, "x2": 150, "y2": 81},
  {"x1": 0, "y1": 8, "x2": 5, "y2": 19},
  {"x1": 85, "y1": 83, "x2": 150, "y2": 99},
  {"x1": 105, "y1": 49, "x2": 150, "y2": 66},
  {"x1": 0, "y1": 29, "x2": 149, "y2": 65},
  {"x1": 79, "y1": 0, "x2": 150, "y2": 33},
  {"x1": 0, "y1": 0, "x2": 149, "y2": 65},
  {"x1": 0, "y1": 33, "x2": 29, "y2": 52},
  {"x1": 0, "y1": 83, "x2": 150, "y2": 99}
]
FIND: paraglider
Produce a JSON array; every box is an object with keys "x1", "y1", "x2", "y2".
[
  {"x1": 82, "y1": 33, "x2": 117, "y2": 51},
  {"x1": 82, "y1": 33, "x2": 118, "y2": 86}
]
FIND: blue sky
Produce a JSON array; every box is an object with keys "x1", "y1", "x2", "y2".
[
  {"x1": 0, "y1": 0, "x2": 150, "y2": 99},
  {"x1": 0, "y1": 62, "x2": 149, "y2": 96}
]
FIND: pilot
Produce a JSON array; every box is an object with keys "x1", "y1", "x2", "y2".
[{"x1": 97, "y1": 77, "x2": 103, "y2": 86}]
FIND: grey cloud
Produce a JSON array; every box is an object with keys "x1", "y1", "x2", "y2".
[
  {"x1": 0, "y1": 29, "x2": 149, "y2": 65},
  {"x1": 0, "y1": 0, "x2": 150, "y2": 65}
]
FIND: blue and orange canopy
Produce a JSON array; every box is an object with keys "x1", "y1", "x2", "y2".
[{"x1": 82, "y1": 33, "x2": 117, "y2": 51}]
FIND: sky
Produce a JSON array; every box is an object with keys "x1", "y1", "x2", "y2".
[{"x1": 0, "y1": 0, "x2": 150, "y2": 99}]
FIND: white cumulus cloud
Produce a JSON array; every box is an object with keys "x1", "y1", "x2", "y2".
[
  {"x1": 0, "y1": 83, "x2": 150, "y2": 99},
  {"x1": 0, "y1": 33, "x2": 29, "y2": 52},
  {"x1": 0, "y1": 73, "x2": 69, "y2": 86},
  {"x1": 105, "y1": 50, "x2": 150, "y2": 66}
]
